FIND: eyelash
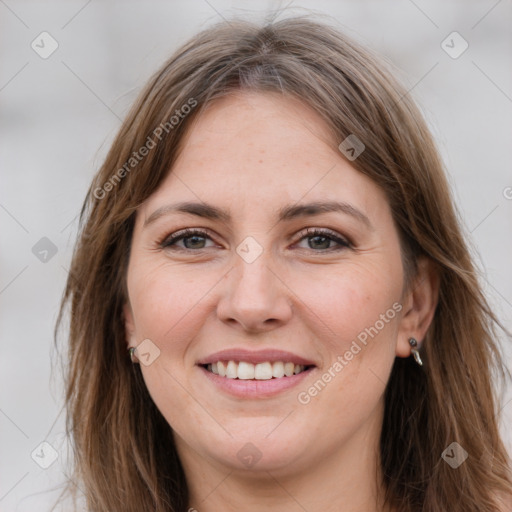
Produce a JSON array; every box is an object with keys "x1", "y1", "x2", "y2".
[{"x1": 159, "y1": 227, "x2": 352, "y2": 252}]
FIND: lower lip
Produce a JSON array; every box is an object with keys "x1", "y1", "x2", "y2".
[{"x1": 198, "y1": 365, "x2": 315, "y2": 399}]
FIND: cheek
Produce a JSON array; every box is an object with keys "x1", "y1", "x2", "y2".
[
  {"x1": 127, "y1": 264, "x2": 217, "y2": 432},
  {"x1": 294, "y1": 264, "x2": 401, "y2": 420},
  {"x1": 126, "y1": 258, "x2": 241, "y2": 435},
  {"x1": 127, "y1": 261, "x2": 216, "y2": 355},
  {"x1": 291, "y1": 259, "x2": 402, "y2": 352},
  {"x1": 291, "y1": 261, "x2": 401, "y2": 416}
]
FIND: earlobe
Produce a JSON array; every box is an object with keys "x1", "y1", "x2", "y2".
[{"x1": 395, "y1": 257, "x2": 440, "y2": 359}]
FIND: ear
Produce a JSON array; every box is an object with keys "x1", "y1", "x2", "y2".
[
  {"x1": 123, "y1": 302, "x2": 137, "y2": 348},
  {"x1": 123, "y1": 302, "x2": 140, "y2": 363},
  {"x1": 396, "y1": 257, "x2": 440, "y2": 358}
]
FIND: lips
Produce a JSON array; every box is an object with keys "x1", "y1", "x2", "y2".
[
  {"x1": 196, "y1": 348, "x2": 316, "y2": 367},
  {"x1": 196, "y1": 348, "x2": 317, "y2": 397}
]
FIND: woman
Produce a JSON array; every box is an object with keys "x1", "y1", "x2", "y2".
[{"x1": 57, "y1": 16, "x2": 512, "y2": 512}]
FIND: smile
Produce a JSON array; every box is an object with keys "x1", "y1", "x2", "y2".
[
  {"x1": 197, "y1": 348, "x2": 317, "y2": 398},
  {"x1": 202, "y1": 360, "x2": 310, "y2": 380}
]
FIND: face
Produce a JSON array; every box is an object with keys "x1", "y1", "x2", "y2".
[{"x1": 124, "y1": 92, "x2": 410, "y2": 477}]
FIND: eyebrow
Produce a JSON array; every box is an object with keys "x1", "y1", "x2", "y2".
[{"x1": 143, "y1": 200, "x2": 373, "y2": 230}]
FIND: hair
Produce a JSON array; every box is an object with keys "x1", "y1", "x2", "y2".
[{"x1": 55, "y1": 14, "x2": 512, "y2": 512}]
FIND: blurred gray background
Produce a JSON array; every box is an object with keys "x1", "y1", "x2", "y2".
[{"x1": 1, "y1": 1, "x2": 511, "y2": 510}]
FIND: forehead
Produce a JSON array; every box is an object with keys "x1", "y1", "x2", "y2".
[
  {"x1": 176, "y1": 91, "x2": 336, "y2": 168},
  {"x1": 140, "y1": 92, "x2": 390, "y2": 225}
]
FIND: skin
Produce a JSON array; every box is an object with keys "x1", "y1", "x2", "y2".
[{"x1": 124, "y1": 92, "x2": 439, "y2": 512}]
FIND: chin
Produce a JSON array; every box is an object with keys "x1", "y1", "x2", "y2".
[{"x1": 202, "y1": 422, "x2": 314, "y2": 474}]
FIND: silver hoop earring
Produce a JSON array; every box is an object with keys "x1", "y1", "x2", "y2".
[
  {"x1": 409, "y1": 338, "x2": 423, "y2": 366},
  {"x1": 128, "y1": 347, "x2": 138, "y2": 364}
]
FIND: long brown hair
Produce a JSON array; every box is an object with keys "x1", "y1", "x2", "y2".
[{"x1": 55, "y1": 15, "x2": 512, "y2": 511}]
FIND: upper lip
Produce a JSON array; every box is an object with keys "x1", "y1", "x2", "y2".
[{"x1": 197, "y1": 348, "x2": 317, "y2": 366}]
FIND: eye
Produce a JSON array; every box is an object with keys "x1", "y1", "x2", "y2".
[
  {"x1": 159, "y1": 227, "x2": 352, "y2": 252},
  {"x1": 160, "y1": 228, "x2": 217, "y2": 250},
  {"x1": 294, "y1": 228, "x2": 351, "y2": 251}
]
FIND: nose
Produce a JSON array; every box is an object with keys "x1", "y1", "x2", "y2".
[{"x1": 216, "y1": 251, "x2": 293, "y2": 333}]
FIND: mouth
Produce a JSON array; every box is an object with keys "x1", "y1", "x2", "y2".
[
  {"x1": 196, "y1": 348, "x2": 317, "y2": 398},
  {"x1": 200, "y1": 360, "x2": 313, "y2": 380}
]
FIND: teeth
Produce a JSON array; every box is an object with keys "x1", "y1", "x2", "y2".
[
  {"x1": 238, "y1": 361, "x2": 255, "y2": 380},
  {"x1": 254, "y1": 362, "x2": 273, "y2": 380},
  {"x1": 284, "y1": 362, "x2": 295, "y2": 377},
  {"x1": 205, "y1": 360, "x2": 307, "y2": 380},
  {"x1": 272, "y1": 361, "x2": 285, "y2": 378},
  {"x1": 226, "y1": 360, "x2": 238, "y2": 379}
]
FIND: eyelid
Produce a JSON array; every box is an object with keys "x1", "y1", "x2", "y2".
[
  {"x1": 159, "y1": 227, "x2": 216, "y2": 248},
  {"x1": 159, "y1": 226, "x2": 352, "y2": 252},
  {"x1": 292, "y1": 227, "x2": 352, "y2": 249}
]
